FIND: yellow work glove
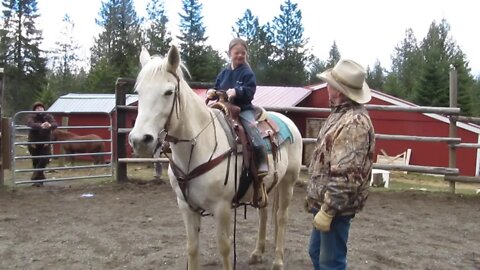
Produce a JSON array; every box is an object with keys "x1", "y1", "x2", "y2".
[{"x1": 313, "y1": 208, "x2": 334, "y2": 232}]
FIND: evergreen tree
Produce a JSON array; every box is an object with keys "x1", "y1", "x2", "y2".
[
  {"x1": 414, "y1": 19, "x2": 474, "y2": 115},
  {"x1": 307, "y1": 56, "x2": 326, "y2": 84},
  {"x1": 232, "y1": 9, "x2": 257, "y2": 40},
  {"x1": 270, "y1": 0, "x2": 309, "y2": 86},
  {"x1": 49, "y1": 14, "x2": 82, "y2": 96},
  {"x1": 385, "y1": 28, "x2": 421, "y2": 99},
  {"x1": 145, "y1": 0, "x2": 172, "y2": 56},
  {"x1": 89, "y1": 0, "x2": 144, "y2": 92},
  {"x1": 366, "y1": 60, "x2": 385, "y2": 90},
  {"x1": 472, "y1": 75, "x2": 480, "y2": 116},
  {"x1": 0, "y1": 0, "x2": 47, "y2": 113},
  {"x1": 177, "y1": 0, "x2": 223, "y2": 82},
  {"x1": 326, "y1": 41, "x2": 341, "y2": 68}
]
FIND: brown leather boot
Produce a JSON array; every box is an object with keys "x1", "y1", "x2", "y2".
[{"x1": 255, "y1": 147, "x2": 269, "y2": 177}]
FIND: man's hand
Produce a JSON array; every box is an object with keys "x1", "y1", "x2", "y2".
[
  {"x1": 40, "y1": 122, "x2": 51, "y2": 129},
  {"x1": 313, "y1": 208, "x2": 334, "y2": 232}
]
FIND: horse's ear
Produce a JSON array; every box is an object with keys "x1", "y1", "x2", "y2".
[
  {"x1": 167, "y1": 45, "x2": 180, "y2": 72},
  {"x1": 140, "y1": 46, "x2": 150, "y2": 67}
]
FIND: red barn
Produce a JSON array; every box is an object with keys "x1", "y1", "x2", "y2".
[
  {"x1": 48, "y1": 93, "x2": 139, "y2": 162},
  {"x1": 48, "y1": 85, "x2": 480, "y2": 176},
  {"x1": 304, "y1": 83, "x2": 480, "y2": 176}
]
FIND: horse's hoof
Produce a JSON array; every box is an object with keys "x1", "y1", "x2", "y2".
[
  {"x1": 271, "y1": 262, "x2": 284, "y2": 270},
  {"x1": 248, "y1": 253, "x2": 263, "y2": 265}
]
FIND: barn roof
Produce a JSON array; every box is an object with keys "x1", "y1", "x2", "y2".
[
  {"x1": 308, "y1": 83, "x2": 480, "y2": 134},
  {"x1": 48, "y1": 93, "x2": 138, "y2": 113},
  {"x1": 193, "y1": 86, "x2": 311, "y2": 107},
  {"x1": 49, "y1": 86, "x2": 311, "y2": 113}
]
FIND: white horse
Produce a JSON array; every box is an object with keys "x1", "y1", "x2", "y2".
[{"x1": 128, "y1": 45, "x2": 303, "y2": 270}]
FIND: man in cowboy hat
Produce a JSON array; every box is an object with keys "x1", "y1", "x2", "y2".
[
  {"x1": 27, "y1": 101, "x2": 57, "y2": 186},
  {"x1": 305, "y1": 59, "x2": 375, "y2": 269}
]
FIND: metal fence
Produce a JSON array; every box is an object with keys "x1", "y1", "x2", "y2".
[{"x1": 11, "y1": 111, "x2": 113, "y2": 185}]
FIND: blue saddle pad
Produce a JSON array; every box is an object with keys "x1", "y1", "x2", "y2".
[{"x1": 262, "y1": 112, "x2": 294, "y2": 152}]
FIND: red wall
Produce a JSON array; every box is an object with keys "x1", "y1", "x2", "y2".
[
  {"x1": 298, "y1": 88, "x2": 479, "y2": 176},
  {"x1": 53, "y1": 88, "x2": 479, "y2": 176}
]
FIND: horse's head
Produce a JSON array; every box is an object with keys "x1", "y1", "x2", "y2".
[{"x1": 128, "y1": 45, "x2": 184, "y2": 157}]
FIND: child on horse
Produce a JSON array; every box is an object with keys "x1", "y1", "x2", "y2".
[{"x1": 206, "y1": 38, "x2": 268, "y2": 177}]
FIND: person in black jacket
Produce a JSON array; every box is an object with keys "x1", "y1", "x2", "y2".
[
  {"x1": 26, "y1": 101, "x2": 57, "y2": 185},
  {"x1": 206, "y1": 38, "x2": 268, "y2": 176}
]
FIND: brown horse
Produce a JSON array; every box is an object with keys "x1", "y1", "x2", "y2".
[{"x1": 52, "y1": 129, "x2": 106, "y2": 165}]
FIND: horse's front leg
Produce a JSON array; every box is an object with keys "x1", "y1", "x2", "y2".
[
  {"x1": 214, "y1": 201, "x2": 232, "y2": 270},
  {"x1": 249, "y1": 206, "x2": 268, "y2": 265},
  {"x1": 178, "y1": 199, "x2": 201, "y2": 270},
  {"x1": 271, "y1": 181, "x2": 295, "y2": 270}
]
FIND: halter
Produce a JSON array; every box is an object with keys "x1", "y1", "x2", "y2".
[{"x1": 158, "y1": 70, "x2": 234, "y2": 216}]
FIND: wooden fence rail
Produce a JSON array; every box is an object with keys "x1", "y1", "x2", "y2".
[{"x1": 113, "y1": 70, "x2": 480, "y2": 192}]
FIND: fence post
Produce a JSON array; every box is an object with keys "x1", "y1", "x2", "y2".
[
  {"x1": 115, "y1": 78, "x2": 128, "y2": 182},
  {"x1": 58, "y1": 116, "x2": 69, "y2": 167},
  {"x1": 0, "y1": 68, "x2": 4, "y2": 185},
  {"x1": 448, "y1": 68, "x2": 458, "y2": 193}
]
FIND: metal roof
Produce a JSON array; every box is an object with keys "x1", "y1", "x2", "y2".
[
  {"x1": 48, "y1": 93, "x2": 138, "y2": 113},
  {"x1": 193, "y1": 86, "x2": 311, "y2": 107},
  {"x1": 48, "y1": 86, "x2": 311, "y2": 113}
]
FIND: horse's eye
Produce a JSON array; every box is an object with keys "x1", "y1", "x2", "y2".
[{"x1": 165, "y1": 90, "x2": 173, "y2": 96}]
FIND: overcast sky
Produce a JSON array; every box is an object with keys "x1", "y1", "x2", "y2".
[{"x1": 37, "y1": 0, "x2": 480, "y2": 76}]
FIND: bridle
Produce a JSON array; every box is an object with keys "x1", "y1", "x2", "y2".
[{"x1": 156, "y1": 70, "x2": 234, "y2": 216}]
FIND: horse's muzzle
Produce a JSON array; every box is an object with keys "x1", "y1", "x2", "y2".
[{"x1": 128, "y1": 133, "x2": 155, "y2": 157}]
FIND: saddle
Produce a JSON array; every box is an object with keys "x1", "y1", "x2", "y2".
[{"x1": 209, "y1": 101, "x2": 281, "y2": 208}]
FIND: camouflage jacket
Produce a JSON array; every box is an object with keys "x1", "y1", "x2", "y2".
[{"x1": 307, "y1": 101, "x2": 375, "y2": 216}]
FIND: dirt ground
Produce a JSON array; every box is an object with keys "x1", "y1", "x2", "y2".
[{"x1": 1, "y1": 179, "x2": 479, "y2": 270}]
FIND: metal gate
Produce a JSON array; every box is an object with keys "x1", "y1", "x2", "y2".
[{"x1": 11, "y1": 111, "x2": 113, "y2": 185}]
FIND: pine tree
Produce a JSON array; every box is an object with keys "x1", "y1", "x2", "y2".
[
  {"x1": 472, "y1": 76, "x2": 480, "y2": 116},
  {"x1": 366, "y1": 60, "x2": 385, "y2": 90},
  {"x1": 0, "y1": 0, "x2": 47, "y2": 113},
  {"x1": 414, "y1": 19, "x2": 474, "y2": 115},
  {"x1": 326, "y1": 41, "x2": 341, "y2": 68},
  {"x1": 270, "y1": 0, "x2": 309, "y2": 86},
  {"x1": 385, "y1": 28, "x2": 421, "y2": 99},
  {"x1": 177, "y1": 0, "x2": 223, "y2": 82},
  {"x1": 89, "y1": 0, "x2": 144, "y2": 92},
  {"x1": 48, "y1": 14, "x2": 82, "y2": 96},
  {"x1": 307, "y1": 56, "x2": 326, "y2": 84},
  {"x1": 145, "y1": 0, "x2": 172, "y2": 56}
]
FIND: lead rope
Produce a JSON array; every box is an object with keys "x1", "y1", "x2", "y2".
[{"x1": 233, "y1": 146, "x2": 238, "y2": 270}]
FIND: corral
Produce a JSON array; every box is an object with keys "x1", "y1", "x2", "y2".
[
  {"x1": 1, "y1": 70, "x2": 480, "y2": 269},
  {"x1": 0, "y1": 173, "x2": 479, "y2": 269}
]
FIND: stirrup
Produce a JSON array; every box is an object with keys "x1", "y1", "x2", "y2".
[{"x1": 257, "y1": 183, "x2": 268, "y2": 208}]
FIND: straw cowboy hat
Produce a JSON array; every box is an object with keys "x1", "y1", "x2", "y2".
[{"x1": 317, "y1": 59, "x2": 371, "y2": 104}]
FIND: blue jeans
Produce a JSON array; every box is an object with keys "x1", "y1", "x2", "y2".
[
  {"x1": 239, "y1": 109, "x2": 263, "y2": 149},
  {"x1": 308, "y1": 208, "x2": 353, "y2": 270}
]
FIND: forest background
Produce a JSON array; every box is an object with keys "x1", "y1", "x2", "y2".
[{"x1": 1, "y1": 0, "x2": 479, "y2": 116}]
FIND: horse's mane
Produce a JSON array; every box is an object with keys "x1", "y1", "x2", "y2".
[{"x1": 135, "y1": 55, "x2": 190, "y2": 93}]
